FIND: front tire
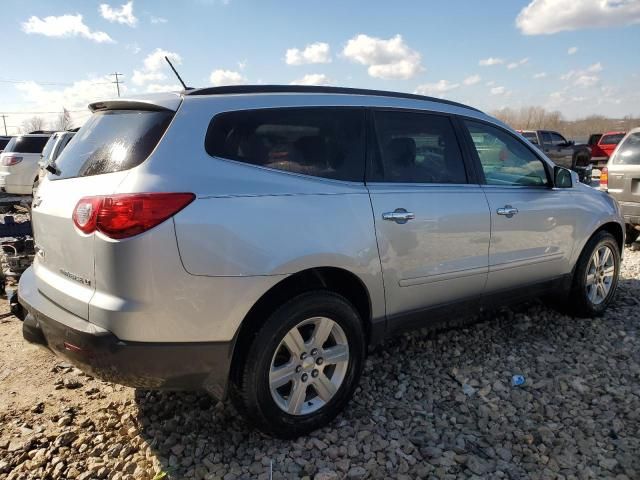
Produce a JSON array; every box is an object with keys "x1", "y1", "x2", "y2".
[
  {"x1": 568, "y1": 231, "x2": 620, "y2": 317},
  {"x1": 232, "y1": 291, "x2": 365, "y2": 438}
]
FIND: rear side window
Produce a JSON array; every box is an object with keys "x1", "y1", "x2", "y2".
[
  {"x1": 205, "y1": 108, "x2": 365, "y2": 182},
  {"x1": 600, "y1": 133, "x2": 625, "y2": 145},
  {"x1": 0, "y1": 138, "x2": 10, "y2": 150},
  {"x1": 3, "y1": 136, "x2": 49, "y2": 154},
  {"x1": 370, "y1": 110, "x2": 467, "y2": 184},
  {"x1": 40, "y1": 136, "x2": 58, "y2": 163},
  {"x1": 611, "y1": 132, "x2": 640, "y2": 165},
  {"x1": 51, "y1": 110, "x2": 173, "y2": 180}
]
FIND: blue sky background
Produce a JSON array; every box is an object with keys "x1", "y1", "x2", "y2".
[{"x1": 0, "y1": 0, "x2": 639, "y2": 133}]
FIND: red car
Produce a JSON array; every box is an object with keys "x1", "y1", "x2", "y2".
[{"x1": 590, "y1": 131, "x2": 626, "y2": 167}]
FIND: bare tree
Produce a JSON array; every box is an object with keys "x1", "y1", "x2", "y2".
[
  {"x1": 53, "y1": 108, "x2": 73, "y2": 131},
  {"x1": 22, "y1": 116, "x2": 46, "y2": 133}
]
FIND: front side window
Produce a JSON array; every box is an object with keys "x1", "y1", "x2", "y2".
[
  {"x1": 465, "y1": 121, "x2": 549, "y2": 187},
  {"x1": 370, "y1": 110, "x2": 467, "y2": 184},
  {"x1": 541, "y1": 132, "x2": 553, "y2": 145},
  {"x1": 205, "y1": 108, "x2": 365, "y2": 182},
  {"x1": 611, "y1": 132, "x2": 640, "y2": 165}
]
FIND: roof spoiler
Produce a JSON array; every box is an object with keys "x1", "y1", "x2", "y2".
[{"x1": 89, "y1": 93, "x2": 182, "y2": 113}]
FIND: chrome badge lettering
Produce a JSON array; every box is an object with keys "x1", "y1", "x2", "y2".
[{"x1": 59, "y1": 269, "x2": 91, "y2": 286}]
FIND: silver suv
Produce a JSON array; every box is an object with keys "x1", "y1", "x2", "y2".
[
  {"x1": 601, "y1": 127, "x2": 640, "y2": 244},
  {"x1": 19, "y1": 86, "x2": 624, "y2": 437}
]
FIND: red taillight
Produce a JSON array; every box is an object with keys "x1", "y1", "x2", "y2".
[
  {"x1": 73, "y1": 193, "x2": 195, "y2": 239},
  {"x1": 2, "y1": 155, "x2": 23, "y2": 166},
  {"x1": 600, "y1": 167, "x2": 608, "y2": 190}
]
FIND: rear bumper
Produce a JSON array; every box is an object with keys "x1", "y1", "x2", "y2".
[
  {"x1": 620, "y1": 201, "x2": 640, "y2": 227},
  {"x1": 18, "y1": 267, "x2": 232, "y2": 399}
]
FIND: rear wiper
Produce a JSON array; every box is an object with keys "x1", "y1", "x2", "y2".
[{"x1": 46, "y1": 163, "x2": 61, "y2": 176}]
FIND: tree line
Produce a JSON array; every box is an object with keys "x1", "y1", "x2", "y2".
[
  {"x1": 491, "y1": 106, "x2": 640, "y2": 140},
  {"x1": 19, "y1": 108, "x2": 73, "y2": 133}
]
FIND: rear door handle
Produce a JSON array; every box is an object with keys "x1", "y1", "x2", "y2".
[
  {"x1": 497, "y1": 205, "x2": 518, "y2": 218},
  {"x1": 382, "y1": 208, "x2": 415, "y2": 224}
]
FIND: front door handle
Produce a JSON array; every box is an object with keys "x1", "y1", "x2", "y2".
[
  {"x1": 497, "y1": 205, "x2": 518, "y2": 218},
  {"x1": 382, "y1": 208, "x2": 415, "y2": 224}
]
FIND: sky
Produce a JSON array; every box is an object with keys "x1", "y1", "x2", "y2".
[{"x1": 0, "y1": 0, "x2": 639, "y2": 134}]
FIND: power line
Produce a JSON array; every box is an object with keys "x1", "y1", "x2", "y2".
[
  {"x1": 0, "y1": 78, "x2": 111, "y2": 86},
  {"x1": 0, "y1": 110, "x2": 87, "y2": 114}
]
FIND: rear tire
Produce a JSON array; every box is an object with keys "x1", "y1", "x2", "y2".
[
  {"x1": 625, "y1": 226, "x2": 639, "y2": 245},
  {"x1": 231, "y1": 291, "x2": 365, "y2": 438},
  {"x1": 567, "y1": 231, "x2": 620, "y2": 317}
]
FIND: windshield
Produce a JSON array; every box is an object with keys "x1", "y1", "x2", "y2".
[
  {"x1": 51, "y1": 110, "x2": 173, "y2": 180},
  {"x1": 3, "y1": 135, "x2": 49, "y2": 154},
  {"x1": 40, "y1": 135, "x2": 58, "y2": 164},
  {"x1": 611, "y1": 132, "x2": 640, "y2": 165},
  {"x1": 600, "y1": 133, "x2": 625, "y2": 145}
]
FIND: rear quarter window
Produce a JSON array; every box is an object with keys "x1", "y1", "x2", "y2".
[
  {"x1": 205, "y1": 108, "x2": 365, "y2": 182},
  {"x1": 51, "y1": 110, "x2": 173, "y2": 180}
]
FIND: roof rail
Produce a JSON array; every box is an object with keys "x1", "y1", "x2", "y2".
[{"x1": 184, "y1": 85, "x2": 482, "y2": 112}]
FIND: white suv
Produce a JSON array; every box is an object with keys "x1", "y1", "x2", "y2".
[{"x1": 0, "y1": 133, "x2": 51, "y2": 195}]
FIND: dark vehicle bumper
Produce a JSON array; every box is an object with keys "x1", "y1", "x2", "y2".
[{"x1": 19, "y1": 268, "x2": 232, "y2": 399}]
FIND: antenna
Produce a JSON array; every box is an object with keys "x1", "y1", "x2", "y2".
[{"x1": 165, "y1": 56, "x2": 189, "y2": 90}]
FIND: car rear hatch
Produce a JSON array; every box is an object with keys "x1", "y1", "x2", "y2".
[
  {"x1": 606, "y1": 132, "x2": 640, "y2": 205},
  {"x1": 31, "y1": 95, "x2": 180, "y2": 320}
]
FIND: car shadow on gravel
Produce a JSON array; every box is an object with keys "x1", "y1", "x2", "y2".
[{"x1": 133, "y1": 279, "x2": 640, "y2": 479}]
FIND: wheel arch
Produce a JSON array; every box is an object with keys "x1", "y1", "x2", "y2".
[{"x1": 229, "y1": 267, "x2": 375, "y2": 385}]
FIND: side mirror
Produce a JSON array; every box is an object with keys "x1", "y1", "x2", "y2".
[{"x1": 554, "y1": 166, "x2": 573, "y2": 188}]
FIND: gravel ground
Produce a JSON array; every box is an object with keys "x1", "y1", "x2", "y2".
[{"x1": 1, "y1": 245, "x2": 639, "y2": 479}]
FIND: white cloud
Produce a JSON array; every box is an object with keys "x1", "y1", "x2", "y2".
[
  {"x1": 507, "y1": 57, "x2": 529, "y2": 69},
  {"x1": 516, "y1": 0, "x2": 640, "y2": 35},
  {"x1": 150, "y1": 16, "x2": 168, "y2": 24},
  {"x1": 290, "y1": 74, "x2": 331, "y2": 86},
  {"x1": 343, "y1": 34, "x2": 423, "y2": 80},
  {"x1": 414, "y1": 80, "x2": 460, "y2": 97},
  {"x1": 286, "y1": 42, "x2": 331, "y2": 65},
  {"x1": 21, "y1": 14, "x2": 114, "y2": 43},
  {"x1": 99, "y1": 1, "x2": 137, "y2": 27},
  {"x1": 210, "y1": 69, "x2": 247, "y2": 86},
  {"x1": 237, "y1": 60, "x2": 247, "y2": 70},
  {"x1": 486, "y1": 81, "x2": 496, "y2": 87},
  {"x1": 533, "y1": 72, "x2": 547, "y2": 79},
  {"x1": 479, "y1": 57, "x2": 504, "y2": 66},
  {"x1": 568, "y1": 46, "x2": 578, "y2": 55},
  {"x1": 463, "y1": 74, "x2": 481, "y2": 86},
  {"x1": 490, "y1": 86, "x2": 506, "y2": 95},
  {"x1": 132, "y1": 48, "x2": 181, "y2": 86},
  {"x1": 561, "y1": 62, "x2": 603, "y2": 87},
  {"x1": 145, "y1": 83, "x2": 182, "y2": 93}
]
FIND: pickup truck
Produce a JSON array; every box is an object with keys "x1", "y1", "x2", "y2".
[{"x1": 518, "y1": 129, "x2": 592, "y2": 183}]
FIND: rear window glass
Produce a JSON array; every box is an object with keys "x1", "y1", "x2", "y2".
[
  {"x1": 521, "y1": 132, "x2": 538, "y2": 144},
  {"x1": 205, "y1": 108, "x2": 365, "y2": 182},
  {"x1": 3, "y1": 136, "x2": 49, "y2": 154},
  {"x1": 51, "y1": 110, "x2": 173, "y2": 180},
  {"x1": 611, "y1": 132, "x2": 640, "y2": 165},
  {"x1": 600, "y1": 133, "x2": 625, "y2": 145}
]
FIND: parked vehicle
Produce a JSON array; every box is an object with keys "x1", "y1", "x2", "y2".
[
  {"x1": 20, "y1": 86, "x2": 624, "y2": 438},
  {"x1": 0, "y1": 136, "x2": 12, "y2": 153},
  {"x1": 590, "y1": 131, "x2": 626, "y2": 167},
  {"x1": 0, "y1": 134, "x2": 51, "y2": 195},
  {"x1": 518, "y1": 130, "x2": 592, "y2": 183},
  {"x1": 600, "y1": 127, "x2": 640, "y2": 244},
  {"x1": 36, "y1": 131, "x2": 76, "y2": 194}
]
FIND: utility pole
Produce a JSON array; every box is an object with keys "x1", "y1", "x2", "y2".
[
  {"x1": 111, "y1": 72, "x2": 124, "y2": 97},
  {"x1": 0, "y1": 115, "x2": 7, "y2": 136}
]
